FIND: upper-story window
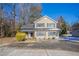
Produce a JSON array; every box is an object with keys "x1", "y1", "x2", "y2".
[
  {"x1": 47, "y1": 23, "x2": 55, "y2": 28},
  {"x1": 36, "y1": 23, "x2": 45, "y2": 28}
]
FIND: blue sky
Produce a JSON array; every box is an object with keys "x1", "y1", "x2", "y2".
[
  {"x1": 3, "y1": 3, "x2": 79, "y2": 25},
  {"x1": 42, "y1": 3, "x2": 79, "y2": 25}
]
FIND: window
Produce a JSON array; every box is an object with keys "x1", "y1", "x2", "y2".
[
  {"x1": 48, "y1": 31, "x2": 56, "y2": 36},
  {"x1": 36, "y1": 23, "x2": 45, "y2": 27},
  {"x1": 47, "y1": 23, "x2": 55, "y2": 28},
  {"x1": 36, "y1": 31, "x2": 45, "y2": 36}
]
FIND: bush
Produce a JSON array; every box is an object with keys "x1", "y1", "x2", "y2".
[
  {"x1": 16, "y1": 32, "x2": 26, "y2": 41},
  {"x1": 52, "y1": 37, "x2": 55, "y2": 39}
]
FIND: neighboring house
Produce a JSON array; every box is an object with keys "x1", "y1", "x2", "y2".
[
  {"x1": 20, "y1": 16, "x2": 60, "y2": 39},
  {"x1": 71, "y1": 30, "x2": 79, "y2": 36},
  {"x1": 71, "y1": 22, "x2": 79, "y2": 36}
]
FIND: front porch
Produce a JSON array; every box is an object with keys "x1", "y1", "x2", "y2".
[
  {"x1": 34, "y1": 30, "x2": 59, "y2": 39},
  {"x1": 25, "y1": 32, "x2": 34, "y2": 39}
]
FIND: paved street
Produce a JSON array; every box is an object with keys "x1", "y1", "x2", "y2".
[{"x1": 0, "y1": 40, "x2": 79, "y2": 56}]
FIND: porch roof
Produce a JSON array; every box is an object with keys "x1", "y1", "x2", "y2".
[{"x1": 20, "y1": 28, "x2": 60, "y2": 32}]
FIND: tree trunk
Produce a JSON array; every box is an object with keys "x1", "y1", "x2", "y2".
[{"x1": 0, "y1": 4, "x2": 5, "y2": 37}]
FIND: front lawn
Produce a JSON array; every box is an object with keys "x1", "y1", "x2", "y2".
[{"x1": 0, "y1": 37, "x2": 16, "y2": 44}]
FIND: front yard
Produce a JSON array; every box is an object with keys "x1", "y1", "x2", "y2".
[
  {"x1": 0, "y1": 37, "x2": 16, "y2": 45},
  {"x1": 0, "y1": 38, "x2": 79, "y2": 56},
  {"x1": 0, "y1": 37, "x2": 38, "y2": 45}
]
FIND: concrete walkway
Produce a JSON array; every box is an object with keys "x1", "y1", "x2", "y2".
[{"x1": 0, "y1": 40, "x2": 79, "y2": 56}]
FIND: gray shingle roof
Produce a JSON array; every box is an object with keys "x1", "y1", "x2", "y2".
[
  {"x1": 21, "y1": 24, "x2": 34, "y2": 29},
  {"x1": 20, "y1": 24, "x2": 34, "y2": 32}
]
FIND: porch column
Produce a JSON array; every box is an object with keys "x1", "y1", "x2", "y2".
[
  {"x1": 28, "y1": 32, "x2": 31, "y2": 38},
  {"x1": 56, "y1": 31, "x2": 59, "y2": 39},
  {"x1": 46, "y1": 31, "x2": 48, "y2": 39},
  {"x1": 34, "y1": 31, "x2": 36, "y2": 38}
]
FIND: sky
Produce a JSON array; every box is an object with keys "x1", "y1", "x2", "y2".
[
  {"x1": 3, "y1": 3, "x2": 79, "y2": 25},
  {"x1": 42, "y1": 3, "x2": 79, "y2": 25}
]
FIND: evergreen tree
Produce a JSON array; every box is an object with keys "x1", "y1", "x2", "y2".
[{"x1": 57, "y1": 16, "x2": 68, "y2": 35}]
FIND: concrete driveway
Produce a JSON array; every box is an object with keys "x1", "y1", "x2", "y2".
[{"x1": 0, "y1": 40, "x2": 79, "y2": 56}]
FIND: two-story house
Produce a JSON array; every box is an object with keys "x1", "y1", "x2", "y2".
[{"x1": 20, "y1": 16, "x2": 60, "y2": 39}]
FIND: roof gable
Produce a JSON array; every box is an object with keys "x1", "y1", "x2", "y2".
[{"x1": 34, "y1": 15, "x2": 57, "y2": 23}]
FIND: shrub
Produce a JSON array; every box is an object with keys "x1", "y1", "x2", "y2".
[
  {"x1": 16, "y1": 32, "x2": 26, "y2": 41},
  {"x1": 52, "y1": 37, "x2": 55, "y2": 39}
]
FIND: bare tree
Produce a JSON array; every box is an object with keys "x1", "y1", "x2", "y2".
[
  {"x1": 19, "y1": 3, "x2": 31, "y2": 25},
  {"x1": 0, "y1": 4, "x2": 5, "y2": 37},
  {"x1": 19, "y1": 3, "x2": 42, "y2": 24},
  {"x1": 10, "y1": 3, "x2": 17, "y2": 36},
  {"x1": 29, "y1": 3, "x2": 42, "y2": 23}
]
